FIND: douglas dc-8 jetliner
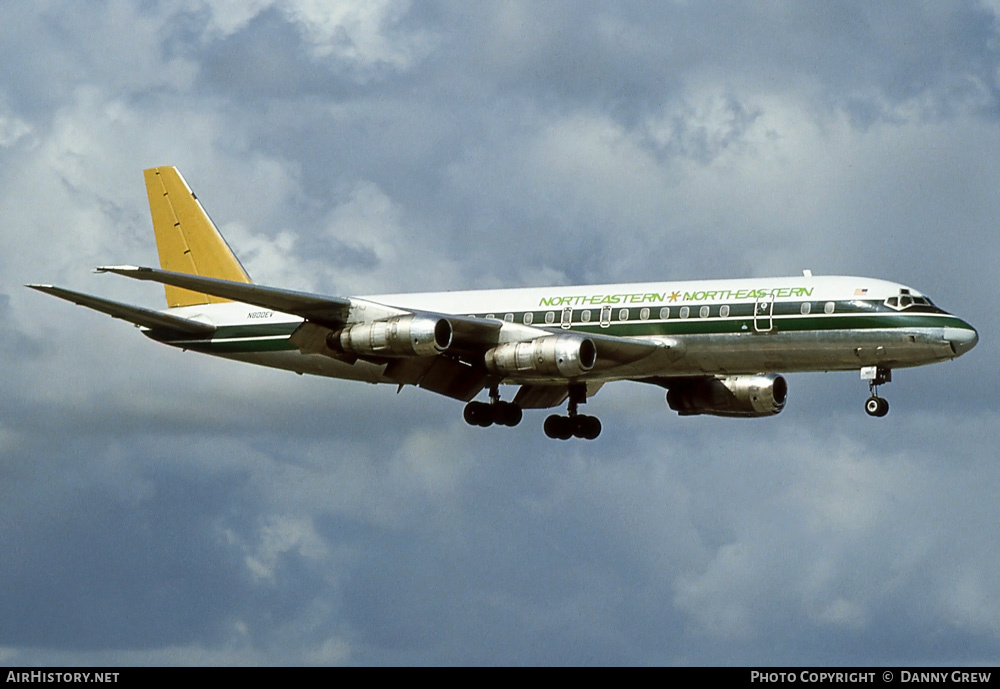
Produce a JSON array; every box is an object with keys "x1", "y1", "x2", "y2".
[{"x1": 30, "y1": 167, "x2": 978, "y2": 440}]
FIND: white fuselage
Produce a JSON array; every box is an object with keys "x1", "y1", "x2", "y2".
[{"x1": 157, "y1": 274, "x2": 978, "y2": 387}]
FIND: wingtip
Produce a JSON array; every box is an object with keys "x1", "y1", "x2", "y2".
[{"x1": 94, "y1": 265, "x2": 143, "y2": 274}]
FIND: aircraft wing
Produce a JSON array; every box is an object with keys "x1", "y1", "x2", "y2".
[
  {"x1": 95, "y1": 264, "x2": 678, "y2": 395},
  {"x1": 26, "y1": 284, "x2": 217, "y2": 335},
  {"x1": 97, "y1": 264, "x2": 504, "y2": 346},
  {"x1": 96, "y1": 265, "x2": 352, "y2": 327}
]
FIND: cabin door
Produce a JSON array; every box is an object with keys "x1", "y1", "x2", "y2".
[{"x1": 754, "y1": 294, "x2": 775, "y2": 332}]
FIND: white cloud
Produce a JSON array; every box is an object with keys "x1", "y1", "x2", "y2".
[
  {"x1": 199, "y1": 0, "x2": 279, "y2": 38},
  {"x1": 285, "y1": 0, "x2": 431, "y2": 69},
  {"x1": 2, "y1": 0, "x2": 999, "y2": 666},
  {"x1": 320, "y1": 180, "x2": 462, "y2": 293},
  {"x1": 198, "y1": 0, "x2": 433, "y2": 73},
  {"x1": 241, "y1": 514, "x2": 331, "y2": 582},
  {"x1": 0, "y1": 110, "x2": 31, "y2": 148}
]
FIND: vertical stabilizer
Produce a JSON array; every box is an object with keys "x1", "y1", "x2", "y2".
[{"x1": 144, "y1": 166, "x2": 252, "y2": 307}]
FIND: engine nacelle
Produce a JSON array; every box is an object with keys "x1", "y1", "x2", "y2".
[
  {"x1": 484, "y1": 335, "x2": 597, "y2": 378},
  {"x1": 327, "y1": 316, "x2": 453, "y2": 357},
  {"x1": 666, "y1": 374, "x2": 787, "y2": 417}
]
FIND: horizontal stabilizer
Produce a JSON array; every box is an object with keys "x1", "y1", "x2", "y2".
[
  {"x1": 26, "y1": 284, "x2": 217, "y2": 335},
  {"x1": 96, "y1": 265, "x2": 352, "y2": 327}
]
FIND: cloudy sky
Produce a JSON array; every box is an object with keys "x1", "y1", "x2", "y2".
[{"x1": 1, "y1": 0, "x2": 998, "y2": 666}]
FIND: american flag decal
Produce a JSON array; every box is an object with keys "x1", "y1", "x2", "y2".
[{"x1": 855, "y1": 288, "x2": 868, "y2": 296}]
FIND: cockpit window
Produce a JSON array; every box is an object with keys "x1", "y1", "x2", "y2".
[{"x1": 885, "y1": 292, "x2": 931, "y2": 311}]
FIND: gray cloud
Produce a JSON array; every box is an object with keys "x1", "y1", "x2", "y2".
[{"x1": 1, "y1": 0, "x2": 997, "y2": 666}]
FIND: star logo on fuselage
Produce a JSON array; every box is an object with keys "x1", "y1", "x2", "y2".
[{"x1": 668, "y1": 291, "x2": 681, "y2": 302}]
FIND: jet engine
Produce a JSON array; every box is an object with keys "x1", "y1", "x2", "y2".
[
  {"x1": 666, "y1": 374, "x2": 787, "y2": 417},
  {"x1": 484, "y1": 335, "x2": 597, "y2": 378},
  {"x1": 327, "y1": 315, "x2": 453, "y2": 357}
]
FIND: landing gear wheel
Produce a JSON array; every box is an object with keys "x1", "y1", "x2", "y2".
[
  {"x1": 573, "y1": 415, "x2": 602, "y2": 440},
  {"x1": 543, "y1": 384, "x2": 603, "y2": 440},
  {"x1": 864, "y1": 396, "x2": 889, "y2": 417},
  {"x1": 544, "y1": 414, "x2": 601, "y2": 440},
  {"x1": 463, "y1": 401, "x2": 494, "y2": 427},
  {"x1": 862, "y1": 366, "x2": 892, "y2": 418},
  {"x1": 494, "y1": 401, "x2": 523, "y2": 427},
  {"x1": 465, "y1": 398, "x2": 523, "y2": 428},
  {"x1": 588, "y1": 416, "x2": 602, "y2": 439},
  {"x1": 544, "y1": 414, "x2": 573, "y2": 440}
]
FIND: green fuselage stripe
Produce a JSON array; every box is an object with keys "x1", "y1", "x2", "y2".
[
  {"x1": 149, "y1": 300, "x2": 969, "y2": 355},
  {"x1": 573, "y1": 312, "x2": 967, "y2": 337}
]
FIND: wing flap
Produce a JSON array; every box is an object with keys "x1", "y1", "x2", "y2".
[
  {"x1": 584, "y1": 331, "x2": 683, "y2": 367},
  {"x1": 513, "y1": 385, "x2": 569, "y2": 409},
  {"x1": 384, "y1": 356, "x2": 487, "y2": 401},
  {"x1": 27, "y1": 284, "x2": 217, "y2": 335},
  {"x1": 444, "y1": 314, "x2": 503, "y2": 351},
  {"x1": 513, "y1": 381, "x2": 606, "y2": 409}
]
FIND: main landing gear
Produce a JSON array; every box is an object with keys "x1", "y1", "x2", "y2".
[
  {"x1": 543, "y1": 384, "x2": 601, "y2": 440},
  {"x1": 862, "y1": 365, "x2": 891, "y2": 417},
  {"x1": 463, "y1": 387, "x2": 523, "y2": 427},
  {"x1": 462, "y1": 383, "x2": 602, "y2": 440}
]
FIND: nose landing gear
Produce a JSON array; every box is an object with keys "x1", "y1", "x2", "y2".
[
  {"x1": 864, "y1": 395, "x2": 889, "y2": 417},
  {"x1": 861, "y1": 366, "x2": 891, "y2": 417}
]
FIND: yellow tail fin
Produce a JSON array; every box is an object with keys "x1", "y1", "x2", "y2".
[{"x1": 144, "y1": 166, "x2": 252, "y2": 307}]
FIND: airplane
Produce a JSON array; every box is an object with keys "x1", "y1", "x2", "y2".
[{"x1": 28, "y1": 166, "x2": 979, "y2": 440}]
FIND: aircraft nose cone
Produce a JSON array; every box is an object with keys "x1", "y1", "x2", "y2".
[{"x1": 945, "y1": 324, "x2": 979, "y2": 356}]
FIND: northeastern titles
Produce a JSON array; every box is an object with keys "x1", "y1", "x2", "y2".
[{"x1": 539, "y1": 286, "x2": 815, "y2": 307}]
